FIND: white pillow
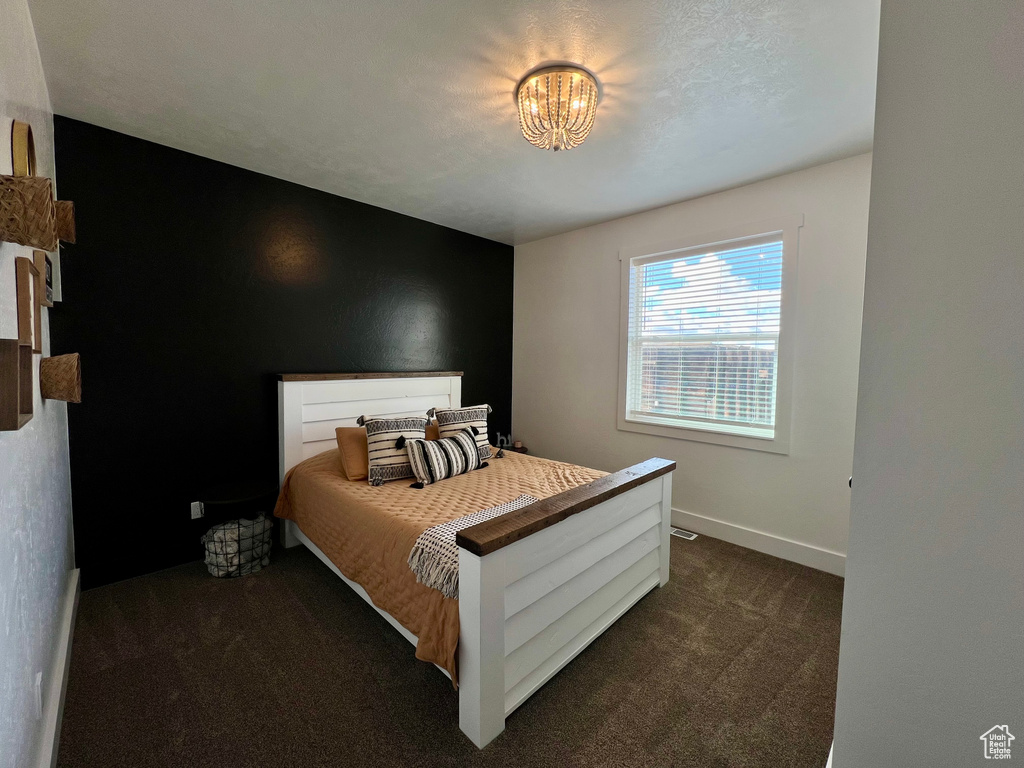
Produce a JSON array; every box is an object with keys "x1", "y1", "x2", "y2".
[
  {"x1": 355, "y1": 415, "x2": 428, "y2": 485},
  {"x1": 428, "y1": 404, "x2": 491, "y2": 462},
  {"x1": 406, "y1": 428, "x2": 484, "y2": 487}
]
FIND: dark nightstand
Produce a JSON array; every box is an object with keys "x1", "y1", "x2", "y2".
[{"x1": 198, "y1": 481, "x2": 279, "y2": 524}]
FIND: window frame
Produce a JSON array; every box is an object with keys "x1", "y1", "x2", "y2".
[{"x1": 617, "y1": 215, "x2": 802, "y2": 454}]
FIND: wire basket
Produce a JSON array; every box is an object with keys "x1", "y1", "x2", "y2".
[{"x1": 201, "y1": 514, "x2": 273, "y2": 578}]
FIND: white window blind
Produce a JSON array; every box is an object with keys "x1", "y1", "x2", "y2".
[{"x1": 625, "y1": 234, "x2": 784, "y2": 440}]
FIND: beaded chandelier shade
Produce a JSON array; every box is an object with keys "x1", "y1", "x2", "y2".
[{"x1": 516, "y1": 65, "x2": 600, "y2": 151}]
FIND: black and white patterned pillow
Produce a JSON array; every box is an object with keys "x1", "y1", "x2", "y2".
[
  {"x1": 356, "y1": 415, "x2": 428, "y2": 486},
  {"x1": 427, "y1": 405, "x2": 492, "y2": 462},
  {"x1": 406, "y1": 428, "x2": 487, "y2": 487}
]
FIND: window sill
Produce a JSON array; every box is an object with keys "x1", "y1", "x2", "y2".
[{"x1": 617, "y1": 414, "x2": 790, "y2": 455}]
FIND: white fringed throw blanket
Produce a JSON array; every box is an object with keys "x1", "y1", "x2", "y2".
[{"x1": 407, "y1": 494, "x2": 538, "y2": 599}]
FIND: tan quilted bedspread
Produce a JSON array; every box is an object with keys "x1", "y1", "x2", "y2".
[{"x1": 273, "y1": 448, "x2": 606, "y2": 685}]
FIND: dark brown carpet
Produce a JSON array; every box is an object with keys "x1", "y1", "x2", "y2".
[{"x1": 57, "y1": 535, "x2": 842, "y2": 768}]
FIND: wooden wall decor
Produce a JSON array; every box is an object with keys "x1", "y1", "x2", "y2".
[
  {"x1": 40, "y1": 354, "x2": 81, "y2": 403},
  {"x1": 0, "y1": 175, "x2": 57, "y2": 250},
  {"x1": 16, "y1": 256, "x2": 41, "y2": 353},
  {"x1": 11, "y1": 120, "x2": 36, "y2": 177},
  {"x1": 55, "y1": 200, "x2": 75, "y2": 243},
  {"x1": 0, "y1": 339, "x2": 33, "y2": 430},
  {"x1": 33, "y1": 250, "x2": 54, "y2": 307}
]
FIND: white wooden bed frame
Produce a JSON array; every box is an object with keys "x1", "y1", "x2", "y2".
[{"x1": 278, "y1": 372, "x2": 674, "y2": 748}]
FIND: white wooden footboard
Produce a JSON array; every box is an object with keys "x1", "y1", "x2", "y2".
[{"x1": 456, "y1": 459, "x2": 675, "y2": 748}]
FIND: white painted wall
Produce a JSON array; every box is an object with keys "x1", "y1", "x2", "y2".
[
  {"x1": 0, "y1": 2, "x2": 75, "y2": 767},
  {"x1": 831, "y1": 1, "x2": 1024, "y2": 765},
  {"x1": 513, "y1": 154, "x2": 871, "y2": 575}
]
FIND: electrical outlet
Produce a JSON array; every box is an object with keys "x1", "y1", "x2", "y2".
[
  {"x1": 34, "y1": 671, "x2": 42, "y2": 720},
  {"x1": 190, "y1": 501, "x2": 204, "y2": 520}
]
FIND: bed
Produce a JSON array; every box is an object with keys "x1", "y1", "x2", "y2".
[{"x1": 276, "y1": 372, "x2": 674, "y2": 748}]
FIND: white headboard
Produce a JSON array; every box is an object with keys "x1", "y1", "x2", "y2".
[{"x1": 278, "y1": 372, "x2": 463, "y2": 482}]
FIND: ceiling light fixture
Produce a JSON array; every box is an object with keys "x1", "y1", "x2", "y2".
[{"x1": 516, "y1": 64, "x2": 601, "y2": 151}]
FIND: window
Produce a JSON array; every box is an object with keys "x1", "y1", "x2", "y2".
[{"x1": 618, "y1": 217, "x2": 800, "y2": 453}]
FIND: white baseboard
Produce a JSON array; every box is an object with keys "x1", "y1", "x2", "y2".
[
  {"x1": 825, "y1": 742, "x2": 834, "y2": 767},
  {"x1": 671, "y1": 509, "x2": 846, "y2": 577},
  {"x1": 36, "y1": 568, "x2": 80, "y2": 768}
]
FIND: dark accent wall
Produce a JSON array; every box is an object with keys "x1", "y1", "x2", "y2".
[{"x1": 51, "y1": 116, "x2": 513, "y2": 588}]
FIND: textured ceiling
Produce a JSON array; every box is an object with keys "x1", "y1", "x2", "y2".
[{"x1": 27, "y1": 0, "x2": 878, "y2": 244}]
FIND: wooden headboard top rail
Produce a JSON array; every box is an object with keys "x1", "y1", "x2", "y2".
[
  {"x1": 456, "y1": 457, "x2": 676, "y2": 556},
  {"x1": 279, "y1": 371, "x2": 463, "y2": 382}
]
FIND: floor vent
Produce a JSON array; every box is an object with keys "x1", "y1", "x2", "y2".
[{"x1": 670, "y1": 528, "x2": 698, "y2": 541}]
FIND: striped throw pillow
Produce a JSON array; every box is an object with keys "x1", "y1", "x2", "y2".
[
  {"x1": 356, "y1": 415, "x2": 428, "y2": 486},
  {"x1": 406, "y1": 428, "x2": 486, "y2": 487},
  {"x1": 428, "y1": 405, "x2": 492, "y2": 462}
]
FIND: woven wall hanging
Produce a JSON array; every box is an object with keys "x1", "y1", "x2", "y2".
[
  {"x1": 55, "y1": 200, "x2": 76, "y2": 244},
  {"x1": 0, "y1": 175, "x2": 57, "y2": 250},
  {"x1": 40, "y1": 353, "x2": 82, "y2": 403}
]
